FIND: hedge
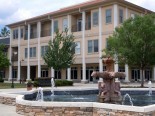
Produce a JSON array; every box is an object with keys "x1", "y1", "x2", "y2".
[{"x1": 34, "y1": 77, "x2": 73, "y2": 87}]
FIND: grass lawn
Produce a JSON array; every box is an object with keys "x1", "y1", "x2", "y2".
[{"x1": 0, "y1": 83, "x2": 26, "y2": 89}]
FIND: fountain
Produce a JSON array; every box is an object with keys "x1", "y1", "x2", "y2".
[
  {"x1": 51, "y1": 77, "x2": 55, "y2": 96},
  {"x1": 122, "y1": 93, "x2": 133, "y2": 106},
  {"x1": 91, "y1": 58, "x2": 125, "y2": 104},
  {"x1": 36, "y1": 87, "x2": 44, "y2": 101},
  {"x1": 148, "y1": 81, "x2": 152, "y2": 96}
]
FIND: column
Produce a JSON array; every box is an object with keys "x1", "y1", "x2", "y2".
[
  {"x1": 81, "y1": 11, "x2": 87, "y2": 83},
  {"x1": 27, "y1": 24, "x2": 30, "y2": 80},
  {"x1": 99, "y1": 7, "x2": 103, "y2": 82},
  {"x1": 153, "y1": 66, "x2": 155, "y2": 81},
  {"x1": 17, "y1": 27, "x2": 21, "y2": 81},
  {"x1": 125, "y1": 7, "x2": 128, "y2": 20},
  {"x1": 67, "y1": 15, "x2": 71, "y2": 80},
  {"x1": 125, "y1": 64, "x2": 129, "y2": 82},
  {"x1": 9, "y1": 29, "x2": 13, "y2": 81},
  {"x1": 37, "y1": 22, "x2": 41, "y2": 78},
  {"x1": 114, "y1": 4, "x2": 119, "y2": 74},
  {"x1": 51, "y1": 19, "x2": 54, "y2": 77}
]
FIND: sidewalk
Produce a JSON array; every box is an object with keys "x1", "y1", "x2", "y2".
[{"x1": 0, "y1": 82, "x2": 154, "y2": 116}]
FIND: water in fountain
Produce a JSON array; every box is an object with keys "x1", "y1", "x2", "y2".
[
  {"x1": 36, "y1": 87, "x2": 44, "y2": 101},
  {"x1": 51, "y1": 77, "x2": 55, "y2": 96},
  {"x1": 148, "y1": 81, "x2": 152, "y2": 96},
  {"x1": 122, "y1": 93, "x2": 133, "y2": 106}
]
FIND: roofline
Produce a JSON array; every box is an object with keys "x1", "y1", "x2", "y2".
[{"x1": 7, "y1": 0, "x2": 154, "y2": 28}]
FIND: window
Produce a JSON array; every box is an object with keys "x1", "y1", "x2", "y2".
[
  {"x1": 41, "y1": 46, "x2": 48, "y2": 57},
  {"x1": 119, "y1": 66, "x2": 125, "y2": 72},
  {"x1": 119, "y1": 9, "x2": 124, "y2": 23},
  {"x1": 41, "y1": 69, "x2": 48, "y2": 77},
  {"x1": 30, "y1": 47, "x2": 36, "y2": 57},
  {"x1": 54, "y1": 70, "x2": 61, "y2": 79},
  {"x1": 54, "y1": 20, "x2": 58, "y2": 32},
  {"x1": 12, "y1": 69, "x2": 17, "y2": 78},
  {"x1": 131, "y1": 13, "x2": 135, "y2": 18},
  {"x1": 93, "y1": 11, "x2": 99, "y2": 26},
  {"x1": 25, "y1": 48, "x2": 27, "y2": 58},
  {"x1": 71, "y1": 67, "x2": 78, "y2": 79},
  {"x1": 106, "y1": 9, "x2": 112, "y2": 23},
  {"x1": 88, "y1": 40, "x2": 98, "y2": 53},
  {"x1": 63, "y1": 18, "x2": 68, "y2": 31},
  {"x1": 21, "y1": 28, "x2": 23, "y2": 38},
  {"x1": 13, "y1": 29, "x2": 18, "y2": 39},
  {"x1": 77, "y1": 19, "x2": 82, "y2": 31},
  {"x1": 75, "y1": 42, "x2": 80, "y2": 54},
  {"x1": 0, "y1": 71, "x2": 5, "y2": 78}
]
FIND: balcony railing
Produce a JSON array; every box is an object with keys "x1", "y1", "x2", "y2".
[
  {"x1": 71, "y1": 22, "x2": 91, "y2": 32},
  {"x1": 41, "y1": 29, "x2": 51, "y2": 37}
]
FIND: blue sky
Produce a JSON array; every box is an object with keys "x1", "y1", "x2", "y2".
[{"x1": 0, "y1": 0, "x2": 155, "y2": 30}]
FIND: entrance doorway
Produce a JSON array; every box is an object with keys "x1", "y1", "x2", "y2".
[
  {"x1": 145, "y1": 69, "x2": 152, "y2": 81},
  {"x1": 77, "y1": 19, "x2": 82, "y2": 31},
  {"x1": 131, "y1": 69, "x2": 140, "y2": 81},
  {"x1": 30, "y1": 66, "x2": 36, "y2": 81},
  {"x1": 86, "y1": 68, "x2": 94, "y2": 82}
]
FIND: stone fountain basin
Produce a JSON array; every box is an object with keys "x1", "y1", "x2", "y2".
[{"x1": 15, "y1": 88, "x2": 155, "y2": 116}]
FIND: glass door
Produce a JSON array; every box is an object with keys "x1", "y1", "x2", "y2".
[{"x1": 131, "y1": 69, "x2": 140, "y2": 81}]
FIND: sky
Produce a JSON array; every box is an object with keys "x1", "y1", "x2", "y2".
[{"x1": 0, "y1": 0, "x2": 155, "y2": 30}]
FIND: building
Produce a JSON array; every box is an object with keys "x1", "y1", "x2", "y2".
[{"x1": 6, "y1": 0, "x2": 154, "y2": 83}]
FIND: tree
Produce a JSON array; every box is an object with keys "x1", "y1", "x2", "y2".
[
  {"x1": 0, "y1": 44, "x2": 10, "y2": 69},
  {"x1": 0, "y1": 27, "x2": 10, "y2": 37},
  {"x1": 43, "y1": 29, "x2": 76, "y2": 76},
  {"x1": 104, "y1": 14, "x2": 155, "y2": 87}
]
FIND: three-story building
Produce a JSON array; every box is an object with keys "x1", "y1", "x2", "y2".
[{"x1": 6, "y1": 0, "x2": 154, "y2": 83}]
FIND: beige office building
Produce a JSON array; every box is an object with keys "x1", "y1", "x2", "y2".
[{"x1": 6, "y1": 0, "x2": 154, "y2": 83}]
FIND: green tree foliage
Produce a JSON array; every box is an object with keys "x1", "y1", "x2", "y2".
[
  {"x1": 104, "y1": 14, "x2": 155, "y2": 87},
  {"x1": 0, "y1": 27, "x2": 10, "y2": 37},
  {"x1": 0, "y1": 44, "x2": 10, "y2": 69},
  {"x1": 43, "y1": 29, "x2": 76, "y2": 72}
]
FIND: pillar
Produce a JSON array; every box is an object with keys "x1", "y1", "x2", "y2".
[
  {"x1": 37, "y1": 22, "x2": 41, "y2": 78},
  {"x1": 17, "y1": 27, "x2": 21, "y2": 81},
  {"x1": 81, "y1": 11, "x2": 87, "y2": 83},
  {"x1": 125, "y1": 64, "x2": 129, "y2": 82},
  {"x1": 99, "y1": 7, "x2": 103, "y2": 82},
  {"x1": 51, "y1": 19, "x2": 54, "y2": 77},
  {"x1": 67, "y1": 15, "x2": 71, "y2": 80},
  {"x1": 9, "y1": 29, "x2": 13, "y2": 81},
  {"x1": 27, "y1": 24, "x2": 30, "y2": 80}
]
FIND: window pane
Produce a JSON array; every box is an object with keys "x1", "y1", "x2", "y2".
[
  {"x1": 106, "y1": 9, "x2": 111, "y2": 23},
  {"x1": 41, "y1": 46, "x2": 44, "y2": 56},
  {"x1": 54, "y1": 20, "x2": 58, "y2": 32},
  {"x1": 119, "y1": 9, "x2": 123, "y2": 23},
  {"x1": 93, "y1": 11, "x2": 98, "y2": 26},
  {"x1": 88, "y1": 40, "x2": 92, "y2": 53},
  {"x1": 94, "y1": 40, "x2": 98, "y2": 52},
  {"x1": 75, "y1": 42, "x2": 80, "y2": 54},
  {"x1": 30, "y1": 48, "x2": 32, "y2": 57},
  {"x1": 25, "y1": 48, "x2": 27, "y2": 58},
  {"x1": 63, "y1": 18, "x2": 68, "y2": 31},
  {"x1": 33, "y1": 47, "x2": 36, "y2": 57}
]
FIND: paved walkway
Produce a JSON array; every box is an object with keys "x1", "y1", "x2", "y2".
[
  {"x1": 0, "y1": 82, "x2": 155, "y2": 115},
  {"x1": 0, "y1": 104, "x2": 22, "y2": 116}
]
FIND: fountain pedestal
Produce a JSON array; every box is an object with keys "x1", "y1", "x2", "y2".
[{"x1": 91, "y1": 58, "x2": 125, "y2": 104}]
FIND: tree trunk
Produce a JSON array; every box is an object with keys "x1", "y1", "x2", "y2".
[{"x1": 141, "y1": 69, "x2": 144, "y2": 87}]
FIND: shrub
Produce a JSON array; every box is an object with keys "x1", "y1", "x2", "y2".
[
  {"x1": 26, "y1": 80, "x2": 33, "y2": 87},
  {"x1": 55, "y1": 80, "x2": 73, "y2": 86},
  {"x1": 33, "y1": 81, "x2": 39, "y2": 88},
  {"x1": 34, "y1": 77, "x2": 73, "y2": 87},
  {"x1": 0, "y1": 76, "x2": 4, "y2": 83}
]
